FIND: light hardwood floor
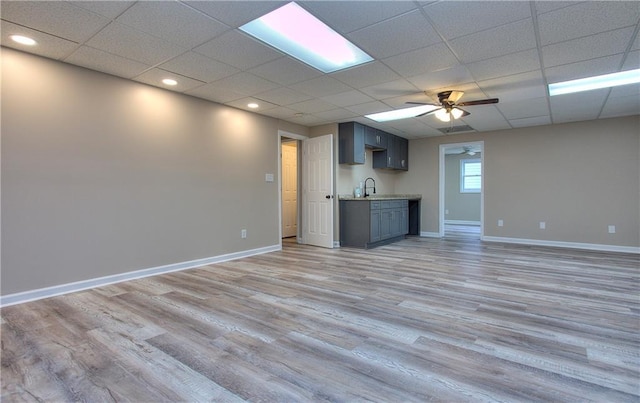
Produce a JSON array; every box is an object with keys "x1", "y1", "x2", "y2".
[{"x1": 2, "y1": 232, "x2": 639, "y2": 402}]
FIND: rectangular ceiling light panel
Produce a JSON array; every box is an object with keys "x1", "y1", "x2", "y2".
[
  {"x1": 366, "y1": 105, "x2": 441, "y2": 122},
  {"x1": 548, "y1": 68, "x2": 640, "y2": 96},
  {"x1": 240, "y1": 2, "x2": 373, "y2": 73}
]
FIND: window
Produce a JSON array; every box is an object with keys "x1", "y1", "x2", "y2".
[{"x1": 461, "y1": 159, "x2": 481, "y2": 193}]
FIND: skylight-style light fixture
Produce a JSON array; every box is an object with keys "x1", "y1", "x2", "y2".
[
  {"x1": 240, "y1": 2, "x2": 373, "y2": 73},
  {"x1": 548, "y1": 69, "x2": 640, "y2": 96},
  {"x1": 365, "y1": 105, "x2": 440, "y2": 122}
]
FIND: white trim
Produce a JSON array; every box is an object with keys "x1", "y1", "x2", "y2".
[
  {"x1": 482, "y1": 236, "x2": 640, "y2": 254},
  {"x1": 0, "y1": 245, "x2": 281, "y2": 307},
  {"x1": 420, "y1": 231, "x2": 441, "y2": 238},
  {"x1": 278, "y1": 130, "x2": 307, "y2": 246},
  {"x1": 333, "y1": 241, "x2": 341, "y2": 248},
  {"x1": 445, "y1": 220, "x2": 481, "y2": 226}
]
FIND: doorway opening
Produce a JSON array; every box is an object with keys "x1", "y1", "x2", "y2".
[
  {"x1": 439, "y1": 141, "x2": 484, "y2": 240},
  {"x1": 281, "y1": 140, "x2": 298, "y2": 241}
]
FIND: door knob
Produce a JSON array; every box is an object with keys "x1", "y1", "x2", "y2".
[{"x1": 325, "y1": 195, "x2": 333, "y2": 199}]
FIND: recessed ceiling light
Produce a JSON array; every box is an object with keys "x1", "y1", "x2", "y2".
[
  {"x1": 548, "y1": 68, "x2": 640, "y2": 96},
  {"x1": 162, "y1": 78, "x2": 178, "y2": 86},
  {"x1": 240, "y1": 2, "x2": 373, "y2": 73},
  {"x1": 247, "y1": 103, "x2": 259, "y2": 109},
  {"x1": 365, "y1": 105, "x2": 440, "y2": 122},
  {"x1": 10, "y1": 35, "x2": 37, "y2": 46}
]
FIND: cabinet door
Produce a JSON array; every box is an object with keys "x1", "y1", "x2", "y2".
[
  {"x1": 339, "y1": 122, "x2": 365, "y2": 164},
  {"x1": 380, "y1": 209, "x2": 393, "y2": 239},
  {"x1": 373, "y1": 134, "x2": 396, "y2": 169},
  {"x1": 390, "y1": 209, "x2": 402, "y2": 237},
  {"x1": 370, "y1": 209, "x2": 381, "y2": 242},
  {"x1": 364, "y1": 127, "x2": 387, "y2": 150},
  {"x1": 394, "y1": 136, "x2": 408, "y2": 171}
]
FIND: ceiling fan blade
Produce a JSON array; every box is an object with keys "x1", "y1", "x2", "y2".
[
  {"x1": 405, "y1": 101, "x2": 438, "y2": 106},
  {"x1": 447, "y1": 90, "x2": 465, "y2": 103},
  {"x1": 458, "y1": 98, "x2": 499, "y2": 106},
  {"x1": 416, "y1": 107, "x2": 442, "y2": 117}
]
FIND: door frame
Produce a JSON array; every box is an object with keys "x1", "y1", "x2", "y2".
[
  {"x1": 278, "y1": 130, "x2": 307, "y2": 245},
  {"x1": 438, "y1": 141, "x2": 484, "y2": 238}
]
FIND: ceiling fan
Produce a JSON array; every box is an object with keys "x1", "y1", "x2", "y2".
[
  {"x1": 408, "y1": 90, "x2": 499, "y2": 122},
  {"x1": 459, "y1": 146, "x2": 477, "y2": 156}
]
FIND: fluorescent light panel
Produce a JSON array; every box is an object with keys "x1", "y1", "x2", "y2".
[
  {"x1": 240, "y1": 2, "x2": 373, "y2": 73},
  {"x1": 548, "y1": 68, "x2": 640, "y2": 96},
  {"x1": 366, "y1": 105, "x2": 440, "y2": 122}
]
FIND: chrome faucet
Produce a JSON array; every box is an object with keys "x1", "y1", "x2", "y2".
[{"x1": 364, "y1": 177, "x2": 376, "y2": 197}]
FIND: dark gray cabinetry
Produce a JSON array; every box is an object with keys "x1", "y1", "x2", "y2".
[
  {"x1": 340, "y1": 199, "x2": 409, "y2": 248},
  {"x1": 373, "y1": 135, "x2": 408, "y2": 171},
  {"x1": 364, "y1": 126, "x2": 387, "y2": 149},
  {"x1": 339, "y1": 122, "x2": 365, "y2": 164}
]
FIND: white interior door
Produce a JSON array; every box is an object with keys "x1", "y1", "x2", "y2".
[
  {"x1": 302, "y1": 134, "x2": 334, "y2": 248},
  {"x1": 281, "y1": 142, "x2": 297, "y2": 238}
]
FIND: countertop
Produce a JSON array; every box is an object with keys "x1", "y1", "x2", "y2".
[{"x1": 339, "y1": 194, "x2": 422, "y2": 201}]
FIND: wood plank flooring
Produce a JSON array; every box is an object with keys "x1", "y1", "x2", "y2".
[{"x1": 2, "y1": 231, "x2": 639, "y2": 402}]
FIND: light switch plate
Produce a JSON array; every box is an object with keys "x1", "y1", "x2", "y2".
[{"x1": 265, "y1": 173, "x2": 274, "y2": 182}]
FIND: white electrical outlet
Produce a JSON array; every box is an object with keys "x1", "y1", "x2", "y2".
[
  {"x1": 241, "y1": 229, "x2": 247, "y2": 239},
  {"x1": 539, "y1": 221, "x2": 546, "y2": 229},
  {"x1": 608, "y1": 225, "x2": 616, "y2": 234},
  {"x1": 498, "y1": 219, "x2": 504, "y2": 227}
]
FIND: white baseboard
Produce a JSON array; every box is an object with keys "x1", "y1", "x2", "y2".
[
  {"x1": 445, "y1": 220, "x2": 481, "y2": 226},
  {"x1": 333, "y1": 241, "x2": 341, "y2": 248},
  {"x1": 482, "y1": 236, "x2": 640, "y2": 254},
  {"x1": 420, "y1": 231, "x2": 441, "y2": 238},
  {"x1": 0, "y1": 244, "x2": 281, "y2": 307}
]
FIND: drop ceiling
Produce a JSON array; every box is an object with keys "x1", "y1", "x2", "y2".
[{"x1": 1, "y1": 1, "x2": 639, "y2": 139}]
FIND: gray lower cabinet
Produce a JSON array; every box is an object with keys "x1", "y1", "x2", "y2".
[{"x1": 340, "y1": 199, "x2": 409, "y2": 248}]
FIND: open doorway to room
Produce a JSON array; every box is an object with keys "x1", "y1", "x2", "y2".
[
  {"x1": 440, "y1": 142, "x2": 484, "y2": 240},
  {"x1": 281, "y1": 139, "x2": 298, "y2": 242}
]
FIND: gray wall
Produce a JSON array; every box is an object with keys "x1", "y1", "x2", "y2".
[
  {"x1": 2, "y1": 49, "x2": 282, "y2": 295},
  {"x1": 396, "y1": 116, "x2": 640, "y2": 247},
  {"x1": 445, "y1": 153, "x2": 481, "y2": 223}
]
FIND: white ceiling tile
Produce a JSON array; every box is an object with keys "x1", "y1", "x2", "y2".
[
  {"x1": 408, "y1": 64, "x2": 475, "y2": 93},
  {"x1": 331, "y1": 61, "x2": 400, "y2": 88},
  {"x1": 133, "y1": 68, "x2": 205, "y2": 92},
  {"x1": 544, "y1": 54, "x2": 624, "y2": 84},
  {"x1": 65, "y1": 46, "x2": 150, "y2": 79},
  {"x1": 226, "y1": 97, "x2": 279, "y2": 112},
  {"x1": 263, "y1": 106, "x2": 299, "y2": 120},
  {"x1": 210, "y1": 72, "x2": 279, "y2": 96},
  {"x1": 622, "y1": 50, "x2": 640, "y2": 71},
  {"x1": 608, "y1": 83, "x2": 640, "y2": 99},
  {"x1": 288, "y1": 76, "x2": 354, "y2": 97},
  {"x1": 1, "y1": 22, "x2": 80, "y2": 60},
  {"x1": 87, "y1": 22, "x2": 187, "y2": 65},
  {"x1": 185, "y1": 82, "x2": 245, "y2": 104},
  {"x1": 449, "y1": 19, "x2": 536, "y2": 63},
  {"x1": 497, "y1": 97, "x2": 549, "y2": 120},
  {"x1": 115, "y1": 2, "x2": 229, "y2": 48},
  {"x1": 248, "y1": 57, "x2": 322, "y2": 86},
  {"x1": 346, "y1": 101, "x2": 394, "y2": 115},
  {"x1": 253, "y1": 87, "x2": 312, "y2": 106},
  {"x1": 288, "y1": 99, "x2": 337, "y2": 114},
  {"x1": 479, "y1": 70, "x2": 546, "y2": 103},
  {"x1": 300, "y1": 1, "x2": 419, "y2": 34},
  {"x1": 534, "y1": 1, "x2": 583, "y2": 15},
  {"x1": 194, "y1": 31, "x2": 282, "y2": 70},
  {"x1": 321, "y1": 90, "x2": 374, "y2": 107},
  {"x1": 313, "y1": 108, "x2": 360, "y2": 122},
  {"x1": 459, "y1": 106, "x2": 511, "y2": 131},
  {"x1": 467, "y1": 49, "x2": 541, "y2": 82},
  {"x1": 1, "y1": 1, "x2": 110, "y2": 42},
  {"x1": 347, "y1": 10, "x2": 441, "y2": 59},
  {"x1": 425, "y1": 1, "x2": 532, "y2": 40},
  {"x1": 632, "y1": 32, "x2": 640, "y2": 51},
  {"x1": 159, "y1": 52, "x2": 238, "y2": 83},
  {"x1": 72, "y1": 1, "x2": 136, "y2": 19},
  {"x1": 184, "y1": 1, "x2": 287, "y2": 27},
  {"x1": 542, "y1": 27, "x2": 635, "y2": 68},
  {"x1": 550, "y1": 88, "x2": 609, "y2": 123},
  {"x1": 537, "y1": 1, "x2": 640, "y2": 46},
  {"x1": 359, "y1": 79, "x2": 421, "y2": 102},
  {"x1": 509, "y1": 115, "x2": 552, "y2": 128},
  {"x1": 600, "y1": 94, "x2": 640, "y2": 118},
  {"x1": 387, "y1": 119, "x2": 437, "y2": 138},
  {"x1": 382, "y1": 42, "x2": 459, "y2": 77}
]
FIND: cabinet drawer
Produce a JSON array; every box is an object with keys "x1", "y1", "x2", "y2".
[
  {"x1": 370, "y1": 201, "x2": 381, "y2": 210},
  {"x1": 381, "y1": 200, "x2": 407, "y2": 209}
]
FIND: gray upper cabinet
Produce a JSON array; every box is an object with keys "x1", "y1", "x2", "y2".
[
  {"x1": 339, "y1": 121, "x2": 408, "y2": 171},
  {"x1": 339, "y1": 122, "x2": 365, "y2": 165}
]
